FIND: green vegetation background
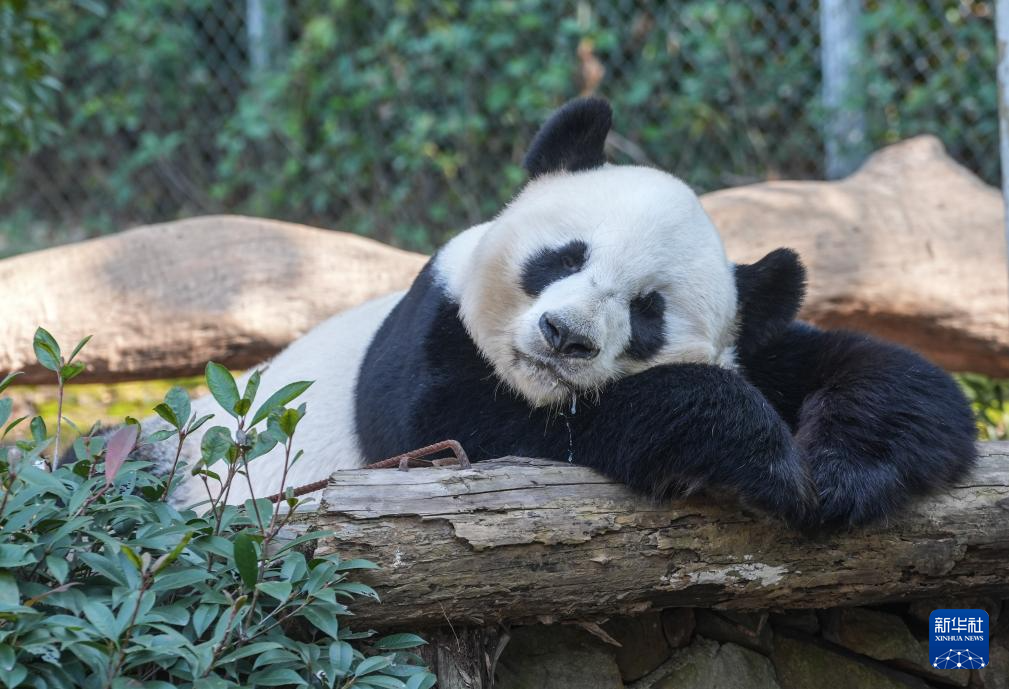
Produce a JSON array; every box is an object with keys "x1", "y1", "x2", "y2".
[{"x1": 1, "y1": 1, "x2": 997, "y2": 254}]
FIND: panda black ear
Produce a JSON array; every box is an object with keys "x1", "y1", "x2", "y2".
[
  {"x1": 523, "y1": 97, "x2": 612, "y2": 178},
  {"x1": 734, "y1": 248, "x2": 807, "y2": 354}
]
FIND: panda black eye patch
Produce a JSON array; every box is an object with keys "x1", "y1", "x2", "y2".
[
  {"x1": 626, "y1": 290, "x2": 666, "y2": 360},
  {"x1": 520, "y1": 240, "x2": 589, "y2": 296}
]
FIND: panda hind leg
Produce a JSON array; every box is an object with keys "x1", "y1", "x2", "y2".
[{"x1": 789, "y1": 332, "x2": 978, "y2": 531}]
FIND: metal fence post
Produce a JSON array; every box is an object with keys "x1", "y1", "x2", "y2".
[
  {"x1": 997, "y1": 0, "x2": 1009, "y2": 295},
  {"x1": 247, "y1": 0, "x2": 286, "y2": 78},
  {"x1": 821, "y1": 0, "x2": 868, "y2": 178}
]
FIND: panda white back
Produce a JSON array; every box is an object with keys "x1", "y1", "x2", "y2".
[
  {"x1": 168, "y1": 289, "x2": 401, "y2": 505},
  {"x1": 169, "y1": 225, "x2": 491, "y2": 506}
]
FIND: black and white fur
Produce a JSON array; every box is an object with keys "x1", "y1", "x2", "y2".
[{"x1": 172, "y1": 98, "x2": 977, "y2": 531}]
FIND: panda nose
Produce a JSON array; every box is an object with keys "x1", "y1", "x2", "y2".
[{"x1": 539, "y1": 313, "x2": 599, "y2": 359}]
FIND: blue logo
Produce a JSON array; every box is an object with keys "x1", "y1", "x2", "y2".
[{"x1": 929, "y1": 609, "x2": 989, "y2": 670}]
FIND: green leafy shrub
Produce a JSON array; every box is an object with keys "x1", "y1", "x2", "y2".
[
  {"x1": 956, "y1": 372, "x2": 1009, "y2": 441},
  {"x1": 2, "y1": 1, "x2": 996, "y2": 254},
  {"x1": 0, "y1": 329, "x2": 435, "y2": 688}
]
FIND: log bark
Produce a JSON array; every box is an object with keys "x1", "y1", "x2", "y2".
[
  {"x1": 0, "y1": 215, "x2": 426, "y2": 384},
  {"x1": 1, "y1": 136, "x2": 1006, "y2": 381},
  {"x1": 305, "y1": 442, "x2": 1009, "y2": 630}
]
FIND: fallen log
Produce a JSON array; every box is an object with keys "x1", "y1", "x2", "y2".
[
  {"x1": 305, "y1": 442, "x2": 1009, "y2": 630},
  {"x1": 0, "y1": 215, "x2": 426, "y2": 383}
]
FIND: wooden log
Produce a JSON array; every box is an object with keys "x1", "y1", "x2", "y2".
[
  {"x1": 306, "y1": 442, "x2": 1009, "y2": 630},
  {"x1": 1, "y1": 136, "x2": 1006, "y2": 382},
  {"x1": 0, "y1": 215, "x2": 426, "y2": 384}
]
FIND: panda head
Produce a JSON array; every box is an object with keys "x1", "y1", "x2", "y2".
[
  {"x1": 456, "y1": 98, "x2": 739, "y2": 407},
  {"x1": 455, "y1": 98, "x2": 791, "y2": 408}
]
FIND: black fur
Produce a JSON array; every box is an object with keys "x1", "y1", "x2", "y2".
[
  {"x1": 355, "y1": 249, "x2": 978, "y2": 532},
  {"x1": 523, "y1": 97, "x2": 612, "y2": 177},
  {"x1": 626, "y1": 291, "x2": 666, "y2": 360},
  {"x1": 733, "y1": 248, "x2": 806, "y2": 359},
  {"x1": 520, "y1": 240, "x2": 589, "y2": 297}
]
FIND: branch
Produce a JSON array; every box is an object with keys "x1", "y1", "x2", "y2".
[{"x1": 304, "y1": 442, "x2": 1009, "y2": 629}]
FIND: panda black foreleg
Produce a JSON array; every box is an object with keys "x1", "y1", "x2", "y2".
[
  {"x1": 741, "y1": 324, "x2": 978, "y2": 530},
  {"x1": 572, "y1": 363, "x2": 817, "y2": 528}
]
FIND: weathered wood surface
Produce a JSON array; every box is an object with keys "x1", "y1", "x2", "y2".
[
  {"x1": 0, "y1": 215, "x2": 426, "y2": 383},
  {"x1": 309, "y1": 443, "x2": 1009, "y2": 630},
  {"x1": 2, "y1": 136, "x2": 1006, "y2": 382}
]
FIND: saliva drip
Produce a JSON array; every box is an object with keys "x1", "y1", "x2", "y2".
[{"x1": 563, "y1": 393, "x2": 577, "y2": 463}]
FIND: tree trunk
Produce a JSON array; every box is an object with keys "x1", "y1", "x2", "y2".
[{"x1": 302, "y1": 442, "x2": 1009, "y2": 630}]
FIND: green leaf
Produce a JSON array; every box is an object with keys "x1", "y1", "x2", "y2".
[
  {"x1": 357, "y1": 677, "x2": 406, "y2": 689},
  {"x1": 60, "y1": 360, "x2": 86, "y2": 381},
  {"x1": 0, "y1": 573, "x2": 18, "y2": 607},
  {"x1": 247, "y1": 668, "x2": 308, "y2": 686},
  {"x1": 0, "y1": 372, "x2": 22, "y2": 395},
  {"x1": 252, "y1": 647, "x2": 301, "y2": 671},
  {"x1": 335, "y1": 558, "x2": 380, "y2": 571},
  {"x1": 251, "y1": 381, "x2": 313, "y2": 426},
  {"x1": 243, "y1": 369, "x2": 262, "y2": 406},
  {"x1": 148, "y1": 429, "x2": 176, "y2": 443},
  {"x1": 333, "y1": 580, "x2": 380, "y2": 601},
  {"x1": 45, "y1": 554, "x2": 70, "y2": 583},
  {"x1": 232, "y1": 532, "x2": 259, "y2": 589},
  {"x1": 205, "y1": 363, "x2": 240, "y2": 418},
  {"x1": 246, "y1": 430, "x2": 278, "y2": 460},
  {"x1": 191, "y1": 604, "x2": 218, "y2": 637},
  {"x1": 148, "y1": 568, "x2": 210, "y2": 593},
  {"x1": 233, "y1": 397, "x2": 252, "y2": 417},
  {"x1": 67, "y1": 334, "x2": 93, "y2": 363},
  {"x1": 355, "y1": 656, "x2": 393, "y2": 676},
  {"x1": 165, "y1": 386, "x2": 191, "y2": 430},
  {"x1": 218, "y1": 641, "x2": 282, "y2": 665},
  {"x1": 33, "y1": 327, "x2": 61, "y2": 372},
  {"x1": 0, "y1": 398, "x2": 11, "y2": 429},
  {"x1": 301, "y1": 603, "x2": 340, "y2": 639},
  {"x1": 255, "y1": 581, "x2": 292, "y2": 602},
  {"x1": 152, "y1": 533, "x2": 192, "y2": 574},
  {"x1": 329, "y1": 641, "x2": 354, "y2": 675},
  {"x1": 30, "y1": 416, "x2": 46, "y2": 443},
  {"x1": 121, "y1": 546, "x2": 144, "y2": 572},
  {"x1": 188, "y1": 413, "x2": 214, "y2": 433},
  {"x1": 82, "y1": 600, "x2": 118, "y2": 639},
  {"x1": 2, "y1": 416, "x2": 26, "y2": 440},
  {"x1": 405, "y1": 673, "x2": 437, "y2": 689},
  {"x1": 200, "y1": 426, "x2": 234, "y2": 464},
  {"x1": 0, "y1": 645, "x2": 13, "y2": 672},
  {"x1": 153, "y1": 403, "x2": 180, "y2": 429},
  {"x1": 2, "y1": 664, "x2": 27, "y2": 688},
  {"x1": 375, "y1": 633, "x2": 427, "y2": 650},
  {"x1": 277, "y1": 408, "x2": 301, "y2": 439}
]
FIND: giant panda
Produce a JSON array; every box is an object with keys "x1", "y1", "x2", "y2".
[{"x1": 168, "y1": 97, "x2": 977, "y2": 531}]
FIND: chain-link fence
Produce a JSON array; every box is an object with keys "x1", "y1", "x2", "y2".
[{"x1": 0, "y1": 0, "x2": 998, "y2": 256}]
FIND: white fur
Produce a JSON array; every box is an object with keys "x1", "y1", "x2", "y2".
[
  {"x1": 457, "y1": 165, "x2": 738, "y2": 407},
  {"x1": 168, "y1": 291, "x2": 402, "y2": 506},
  {"x1": 171, "y1": 164, "x2": 738, "y2": 504}
]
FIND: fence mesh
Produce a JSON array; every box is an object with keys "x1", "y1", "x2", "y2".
[{"x1": 0, "y1": 0, "x2": 998, "y2": 255}]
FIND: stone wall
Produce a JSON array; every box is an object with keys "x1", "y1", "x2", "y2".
[{"x1": 495, "y1": 599, "x2": 1007, "y2": 689}]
